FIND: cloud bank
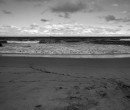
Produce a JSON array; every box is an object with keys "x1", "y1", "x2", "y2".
[{"x1": 0, "y1": 23, "x2": 128, "y2": 36}]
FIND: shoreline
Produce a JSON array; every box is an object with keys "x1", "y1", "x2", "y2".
[{"x1": 1, "y1": 53, "x2": 130, "y2": 58}]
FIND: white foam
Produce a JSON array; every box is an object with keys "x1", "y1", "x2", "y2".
[{"x1": 7, "y1": 41, "x2": 39, "y2": 43}]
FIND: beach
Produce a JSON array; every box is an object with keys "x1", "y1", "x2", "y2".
[{"x1": 0, "y1": 56, "x2": 130, "y2": 110}]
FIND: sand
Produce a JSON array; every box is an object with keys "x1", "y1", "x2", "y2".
[
  {"x1": 2, "y1": 53, "x2": 130, "y2": 58},
  {"x1": 0, "y1": 56, "x2": 130, "y2": 110}
]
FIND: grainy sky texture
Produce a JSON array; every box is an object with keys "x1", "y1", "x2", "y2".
[{"x1": 0, "y1": 0, "x2": 130, "y2": 36}]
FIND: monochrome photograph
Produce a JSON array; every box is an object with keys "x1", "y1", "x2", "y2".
[{"x1": 0, "y1": 0, "x2": 130, "y2": 110}]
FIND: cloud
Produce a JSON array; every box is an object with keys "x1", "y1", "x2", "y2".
[
  {"x1": 103, "y1": 15, "x2": 130, "y2": 23},
  {"x1": 122, "y1": 18, "x2": 130, "y2": 23},
  {"x1": 41, "y1": 18, "x2": 50, "y2": 22},
  {"x1": 0, "y1": 23, "x2": 129, "y2": 36},
  {"x1": 1, "y1": 0, "x2": 103, "y2": 15},
  {"x1": 104, "y1": 15, "x2": 117, "y2": 22},
  {"x1": 50, "y1": 0, "x2": 86, "y2": 13},
  {"x1": 49, "y1": 0, "x2": 87, "y2": 18},
  {"x1": 49, "y1": 0, "x2": 103, "y2": 18},
  {"x1": 105, "y1": 28, "x2": 120, "y2": 33},
  {"x1": 14, "y1": 0, "x2": 50, "y2": 2},
  {"x1": 58, "y1": 12, "x2": 70, "y2": 19},
  {"x1": 0, "y1": 25, "x2": 21, "y2": 36},
  {"x1": 2, "y1": 10, "x2": 12, "y2": 14}
]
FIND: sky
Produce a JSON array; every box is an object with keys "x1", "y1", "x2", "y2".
[{"x1": 0, "y1": 0, "x2": 130, "y2": 36}]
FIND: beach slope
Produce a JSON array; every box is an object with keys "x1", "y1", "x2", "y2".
[{"x1": 0, "y1": 56, "x2": 130, "y2": 110}]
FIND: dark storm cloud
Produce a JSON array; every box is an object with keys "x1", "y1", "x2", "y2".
[
  {"x1": 103, "y1": 15, "x2": 130, "y2": 23},
  {"x1": 2, "y1": 10, "x2": 12, "y2": 14}
]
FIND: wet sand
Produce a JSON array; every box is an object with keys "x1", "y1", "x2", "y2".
[
  {"x1": 0, "y1": 56, "x2": 130, "y2": 110},
  {"x1": 2, "y1": 53, "x2": 130, "y2": 58}
]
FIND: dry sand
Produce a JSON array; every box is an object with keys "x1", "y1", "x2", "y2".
[{"x1": 0, "y1": 56, "x2": 130, "y2": 110}]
